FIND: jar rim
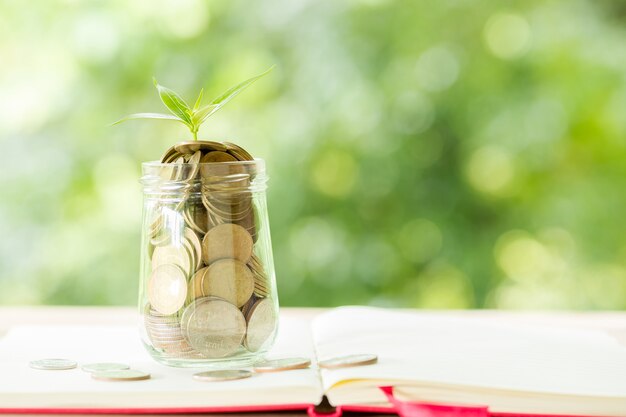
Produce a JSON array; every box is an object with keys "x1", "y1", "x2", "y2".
[{"x1": 142, "y1": 158, "x2": 265, "y2": 169}]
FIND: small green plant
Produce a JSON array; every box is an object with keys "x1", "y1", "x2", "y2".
[{"x1": 114, "y1": 66, "x2": 273, "y2": 140}]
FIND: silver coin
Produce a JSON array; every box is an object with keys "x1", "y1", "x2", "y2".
[
  {"x1": 91, "y1": 369, "x2": 151, "y2": 381},
  {"x1": 318, "y1": 354, "x2": 378, "y2": 369},
  {"x1": 180, "y1": 298, "x2": 246, "y2": 358},
  {"x1": 192, "y1": 369, "x2": 252, "y2": 382},
  {"x1": 253, "y1": 357, "x2": 311, "y2": 373},
  {"x1": 29, "y1": 359, "x2": 77, "y2": 370},
  {"x1": 81, "y1": 363, "x2": 130, "y2": 373}
]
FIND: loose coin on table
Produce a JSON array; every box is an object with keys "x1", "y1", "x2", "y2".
[
  {"x1": 81, "y1": 363, "x2": 130, "y2": 373},
  {"x1": 92, "y1": 369, "x2": 151, "y2": 381},
  {"x1": 318, "y1": 354, "x2": 378, "y2": 369},
  {"x1": 193, "y1": 369, "x2": 252, "y2": 382},
  {"x1": 29, "y1": 359, "x2": 77, "y2": 370},
  {"x1": 253, "y1": 357, "x2": 311, "y2": 373}
]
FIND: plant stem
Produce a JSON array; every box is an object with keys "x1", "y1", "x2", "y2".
[{"x1": 192, "y1": 129, "x2": 198, "y2": 141}]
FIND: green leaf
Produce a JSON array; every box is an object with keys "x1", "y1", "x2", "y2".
[
  {"x1": 193, "y1": 88, "x2": 204, "y2": 111},
  {"x1": 152, "y1": 78, "x2": 193, "y2": 126},
  {"x1": 111, "y1": 112, "x2": 185, "y2": 126},
  {"x1": 194, "y1": 66, "x2": 274, "y2": 125},
  {"x1": 191, "y1": 103, "x2": 218, "y2": 126}
]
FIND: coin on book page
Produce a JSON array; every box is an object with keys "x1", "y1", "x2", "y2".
[
  {"x1": 81, "y1": 363, "x2": 130, "y2": 373},
  {"x1": 253, "y1": 357, "x2": 311, "y2": 373},
  {"x1": 201, "y1": 223, "x2": 253, "y2": 264},
  {"x1": 192, "y1": 369, "x2": 252, "y2": 382},
  {"x1": 29, "y1": 359, "x2": 77, "y2": 370},
  {"x1": 147, "y1": 264, "x2": 188, "y2": 315},
  {"x1": 318, "y1": 354, "x2": 378, "y2": 369},
  {"x1": 91, "y1": 369, "x2": 151, "y2": 381}
]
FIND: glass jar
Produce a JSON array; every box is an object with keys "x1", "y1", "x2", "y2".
[{"x1": 138, "y1": 158, "x2": 279, "y2": 367}]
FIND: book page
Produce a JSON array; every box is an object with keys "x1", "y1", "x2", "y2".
[
  {"x1": 312, "y1": 307, "x2": 626, "y2": 413},
  {"x1": 0, "y1": 315, "x2": 322, "y2": 409}
]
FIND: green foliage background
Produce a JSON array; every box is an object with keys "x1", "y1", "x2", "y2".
[{"x1": 1, "y1": 0, "x2": 625, "y2": 309}]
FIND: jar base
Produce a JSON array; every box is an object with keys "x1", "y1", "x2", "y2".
[{"x1": 143, "y1": 341, "x2": 268, "y2": 368}]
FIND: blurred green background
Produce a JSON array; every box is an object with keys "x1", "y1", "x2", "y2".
[{"x1": 1, "y1": 0, "x2": 625, "y2": 309}]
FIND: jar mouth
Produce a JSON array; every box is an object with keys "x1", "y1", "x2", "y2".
[
  {"x1": 142, "y1": 157, "x2": 265, "y2": 169},
  {"x1": 140, "y1": 158, "x2": 267, "y2": 195}
]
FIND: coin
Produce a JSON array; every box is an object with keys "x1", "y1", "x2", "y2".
[
  {"x1": 224, "y1": 142, "x2": 254, "y2": 161},
  {"x1": 248, "y1": 255, "x2": 270, "y2": 297},
  {"x1": 181, "y1": 297, "x2": 246, "y2": 358},
  {"x1": 91, "y1": 369, "x2": 151, "y2": 381},
  {"x1": 203, "y1": 259, "x2": 254, "y2": 308},
  {"x1": 202, "y1": 223, "x2": 253, "y2": 264},
  {"x1": 253, "y1": 357, "x2": 311, "y2": 373},
  {"x1": 187, "y1": 266, "x2": 208, "y2": 301},
  {"x1": 151, "y1": 244, "x2": 193, "y2": 277},
  {"x1": 183, "y1": 203, "x2": 209, "y2": 236},
  {"x1": 147, "y1": 264, "x2": 188, "y2": 315},
  {"x1": 182, "y1": 150, "x2": 202, "y2": 181},
  {"x1": 200, "y1": 151, "x2": 238, "y2": 163},
  {"x1": 81, "y1": 363, "x2": 130, "y2": 373},
  {"x1": 29, "y1": 359, "x2": 77, "y2": 370},
  {"x1": 192, "y1": 369, "x2": 252, "y2": 382},
  {"x1": 174, "y1": 140, "x2": 228, "y2": 155},
  {"x1": 243, "y1": 298, "x2": 276, "y2": 352},
  {"x1": 318, "y1": 354, "x2": 378, "y2": 369},
  {"x1": 184, "y1": 228, "x2": 203, "y2": 270}
]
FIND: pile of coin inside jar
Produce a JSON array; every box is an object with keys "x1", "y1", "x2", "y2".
[{"x1": 143, "y1": 141, "x2": 277, "y2": 361}]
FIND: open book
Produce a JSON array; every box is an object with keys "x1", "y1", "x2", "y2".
[{"x1": 1, "y1": 307, "x2": 625, "y2": 416}]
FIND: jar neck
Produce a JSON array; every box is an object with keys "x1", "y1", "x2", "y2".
[{"x1": 140, "y1": 160, "x2": 268, "y2": 196}]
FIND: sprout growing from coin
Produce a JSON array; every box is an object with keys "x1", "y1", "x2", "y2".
[{"x1": 113, "y1": 66, "x2": 274, "y2": 141}]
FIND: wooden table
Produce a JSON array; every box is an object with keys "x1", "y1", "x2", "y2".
[{"x1": 1, "y1": 307, "x2": 624, "y2": 417}]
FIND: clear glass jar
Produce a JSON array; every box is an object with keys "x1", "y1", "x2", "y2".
[{"x1": 139, "y1": 159, "x2": 279, "y2": 367}]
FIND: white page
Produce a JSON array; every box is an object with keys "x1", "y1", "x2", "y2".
[
  {"x1": 0, "y1": 315, "x2": 322, "y2": 409},
  {"x1": 312, "y1": 307, "x2": 626, "y2": 402}
]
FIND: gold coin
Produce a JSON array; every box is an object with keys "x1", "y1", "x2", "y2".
[
  {"x1": 187, "y1": 267, "x2": 208, "y2": 301},
  {"x1": 183, "y1": 203, "x2": 209, "y2": 236},
  {"x1": 174, "y1": 140, "x2": 228, "y2": 154},
  {"x1": 147, "y1": 264, "x2": 188, "y2": 315},
  {"x1": 223, "y1": 142, "x2": 254, "y2": 161},
  {"x1": 203, "y1": 259, "x2": 254, "y2": 308},
  {"x1": 248, "y1": 255, "x2": 270, "y2": 297},
  {"x1": 253, "y1": 357, "x2": 311, "y2": 373},
  {"x1": 235, "y1": 209, "x2": 257, "y2": 242},
  {"x1": 184, "y1": 150, "x2": 202, "y2": 181},
  {"x1": 202, "y1": 223, "x2": 253, "y2": 264},
  {"x1": 183, "y1": 228, "x2": 203, "y2": 271},
  {"x1": 200, "y1": 151, "x2": 238, "y2": 163},
  {"x1": 151, "y1": 244, "x2": 193, "y2": 278},
  {"x1": 170, "y1": 156, "x2": 187, "y2": 181},
  {"x1": 318, "y1": 354, "x2": 378, "y2": 369},
  {"x1": 181, "y1": 297, "x2": 246, "y2": 358},
  {"x1": 243, "y1": 298, "x2": 276, "y2": 352}
]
